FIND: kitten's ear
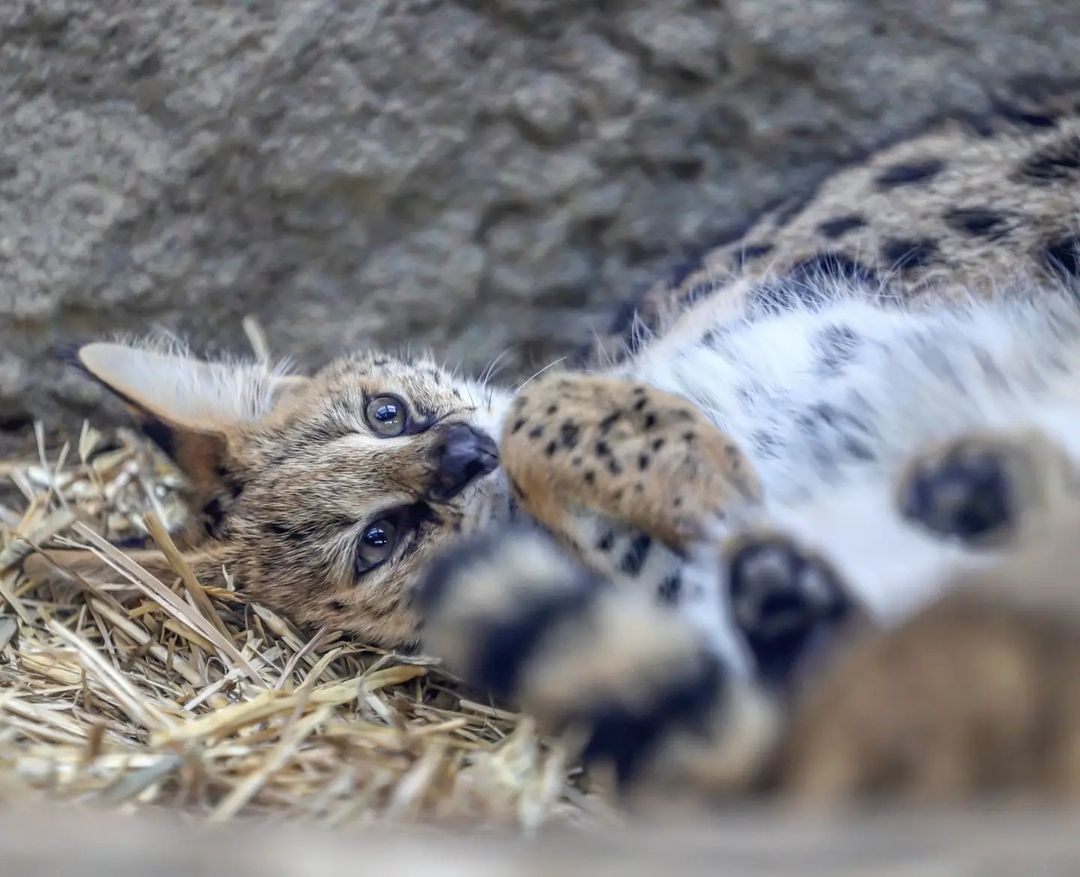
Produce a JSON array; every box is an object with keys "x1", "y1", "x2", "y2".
[{"x1": 74, "y1": 342, "x2": 310, "y2": 498}]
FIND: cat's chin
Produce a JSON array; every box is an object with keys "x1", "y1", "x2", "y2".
[{"x1": 455, "y1": 468, "x2": 513, "y2": 537}]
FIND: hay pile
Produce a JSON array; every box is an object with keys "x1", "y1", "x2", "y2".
[{"x1": 0, "y1": 423, "x2": 610, "y2": 831}]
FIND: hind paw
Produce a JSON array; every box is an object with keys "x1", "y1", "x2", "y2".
[
  {"x1": 725, "y1": 532, "x2": 864, "y2": 690},
  {"x1": 898, "y1": 431, "x2": 1075, "y2": 546}
]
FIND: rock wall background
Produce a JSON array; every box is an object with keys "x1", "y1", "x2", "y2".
[{"x1": 3, "y1": 0, "x2": 1080, "y2": 438}]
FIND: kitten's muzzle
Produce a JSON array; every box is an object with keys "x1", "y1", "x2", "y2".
[{"x1": 430, "y1": 424, "x2": 499, "y2": 501}]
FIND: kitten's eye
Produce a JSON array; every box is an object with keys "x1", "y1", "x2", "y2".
[
  {"x1": 365, "y1": 394, "x2": 408, "y2": 437},
  {"x1": 356, "y1": 519, "x2": 397, "y2": 574}
]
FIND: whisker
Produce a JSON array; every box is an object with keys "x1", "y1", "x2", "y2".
[{"x1": 511, "y1": 357, "x2": 567, "y2": 399}]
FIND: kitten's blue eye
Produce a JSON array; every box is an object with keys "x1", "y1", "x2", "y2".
[
  {"x1": 356, "y1": 519, "x2": 397, "y2": 574},
  {"x1": 365, "y1": 394, "x2": 408, "y2": 437}
]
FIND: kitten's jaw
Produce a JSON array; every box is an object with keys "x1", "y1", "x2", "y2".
[{"x1": 455, "y1": 467, "x2": 512, "y2": 537}]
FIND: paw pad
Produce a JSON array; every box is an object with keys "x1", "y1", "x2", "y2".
[
  {"x1": 900, "y1": 445, "x2": 1013, "y2": 544},
  {"x1": 727, "y1": 536, "x2": 855, "y2": 689}
]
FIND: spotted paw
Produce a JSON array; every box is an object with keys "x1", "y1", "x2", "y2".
[
  {"x1": 417, "y1": 523, "x2": 730, "y2": 787},
  {"x1": 416, "y1": 524, "x2": 599, "y2": 700},
  {"x1": 501, "y1": 372, "x2": 762, "y2": 572},
  {"x1": 898, "y1": 433, "x2": 1074, "y2": 547},
  {"x1": 726, "y1": 533, "x2": 863, "y2": 690}
]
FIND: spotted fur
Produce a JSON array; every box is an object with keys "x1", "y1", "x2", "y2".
[{"x1": 50, "y1": 88, "x2": 1080, "y2": 804}]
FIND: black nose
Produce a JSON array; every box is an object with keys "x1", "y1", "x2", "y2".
[{"x1": 432, "y1": 424, "x2": 499, "y2": 501}]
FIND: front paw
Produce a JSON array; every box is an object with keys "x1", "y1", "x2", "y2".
[{"x1": 501, "y1": 372, "x2": 762, "y2": 567}]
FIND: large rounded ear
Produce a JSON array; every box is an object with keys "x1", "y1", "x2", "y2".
[{"x1": 74, "y1": 342, "x2": 310, "y2": 505}]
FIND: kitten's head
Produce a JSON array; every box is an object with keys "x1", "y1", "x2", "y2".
[{"x1": 73, "y1": 341, "x2": 509, "y2": 647}]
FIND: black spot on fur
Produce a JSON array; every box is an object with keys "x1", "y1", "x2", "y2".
[
  {"x1": 599, "y1": 411, "x2": 622, "y2": 433},
  {"x1": 633, "y1": 397, "x2": 648, "y2": 412},
  {"x1": 327, "y1": 600, "x2": 347, "y2": 614},
  {"x1": 581, "y1": 653, "x2": 722, "y2": 784},
  {"x1": 545, "y1": 440, "x2": 558, "y2": 457},
  {"x1": 528, "y1": 425, "x2": 544, "y2": 440},
  {"x1": 651, "y1": 438, "x2": 665, "y2": 451},
  {"x1": 752, "y1": 430, "x2": 779, "y2": 459},
  {"x1": 475, "y1": 586, "x2": 597, "y2": 699},
  {"x1": 595, "y1": 440, "x2": 611, "y2": 457},
  {"x1": 584, "y1": 471, "x2": 596, "y2": 485},
  {"x1": 657, "y1": 574, "x2": 682, "y2": 604},
  {"x1": 596, "y1": 530, "x2": 616, "y2": 552},
  {"x1": 796, "y1": 402, "x2": 877, "y2": 467},
  {"x1": 881, "y1": 238, "x2": 939, "y2": 272},
  {"x1": 608, "y1": 458, "x2": 623, "y2": 476},
  {"x1": 994, "y1": 98, "x2": 1060, "y2": 129},
  {"x1": 874, "y1": 158, "x2": 944, "y2": 188},
  {"x1": 619, "y1": 534, "x2": 652, "y2": 576},
  {"x1": 546, "y1": 404, "x2": 558, "y2": 415},
  {"x1": 511, "y1": 417, "x2": 527, "y2": 434},
  {"x1": 1044, "y1": 236, "x2": 1080, "y2": 282},
  {"x1": 817, "y1": 214, "x2": 867, "y2": 240},
  {"x1": 560, "y1": 421, "x2": 580, "y2": 449},
  {"x1": 643, "y1": 413, "x2": 657, "y2": 430},
  {"x1": 1018, "y1": 134, "x2": 1080, "y2": 184},
  {"x1": 943, "y1": 207, "x2": 1013, "y2": 240},
  {"x1": 813, "y1": 324, "x2": 862, "y2": 375},
  {"x1": 638, "y1": 454, "x2": 650, "y2": 471},
  {"x1": 733, "y1": 243, "x2": 774, "y2": 268},
  {"x1": 749, "y1": 253, "x2": 879, "y2": 315}
]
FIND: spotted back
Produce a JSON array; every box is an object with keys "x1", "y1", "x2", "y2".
[{"x1": 591, "y1": 89, "x2": 1080, "y2": 366}]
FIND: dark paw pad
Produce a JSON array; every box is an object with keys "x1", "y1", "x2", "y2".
[
  {"x1": 727, "y1": 537, "x2": 855, "y2": 689},
  {"x1": 900, "y1": 445, "x2": 1014, "y2": 544}
]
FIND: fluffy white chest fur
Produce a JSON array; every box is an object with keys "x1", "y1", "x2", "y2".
[{"x1": 613, "y1": 286, "x2": 1080, "y2": 671}]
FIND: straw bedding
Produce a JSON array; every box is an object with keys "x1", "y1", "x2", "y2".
[{"x1": 0, "y1": 422, "x2": 611, "y2": 831}]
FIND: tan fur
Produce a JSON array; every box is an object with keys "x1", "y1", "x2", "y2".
[
  {"x1": 49, "y1": 89, "x2": 1080, "y2": 806},
  {"x1": 775, "y1": 499, "x2": 1080, "y2": 804},
  {"x1": 591, "y1": 93, "x2": 1080, "y2": 365},
  {"x1": 54, "y1": 345, "x2": 505, "y2": 647},
  {"x1": 502, "y1": 373, "x2": 761, "y2": 557}
]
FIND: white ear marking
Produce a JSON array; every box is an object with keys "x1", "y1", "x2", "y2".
[{"x1": 78, "y1": 342, "x2": 306, "y2": 431}]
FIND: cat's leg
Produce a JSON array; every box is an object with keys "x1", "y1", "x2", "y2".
[
  {"x1": 774, "y1": 430, "x2": 1080, "y2": 803},
  {"x1": 897, "y1": 429, "x2": 1077, "y2": 546},
  {"x1": 501, "y1": 372, "x2": 761, "y2": 571}
]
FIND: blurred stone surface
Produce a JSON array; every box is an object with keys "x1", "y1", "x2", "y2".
[{"x1": 2, "y1": 0, "x2": 1080, "y2": 439}]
